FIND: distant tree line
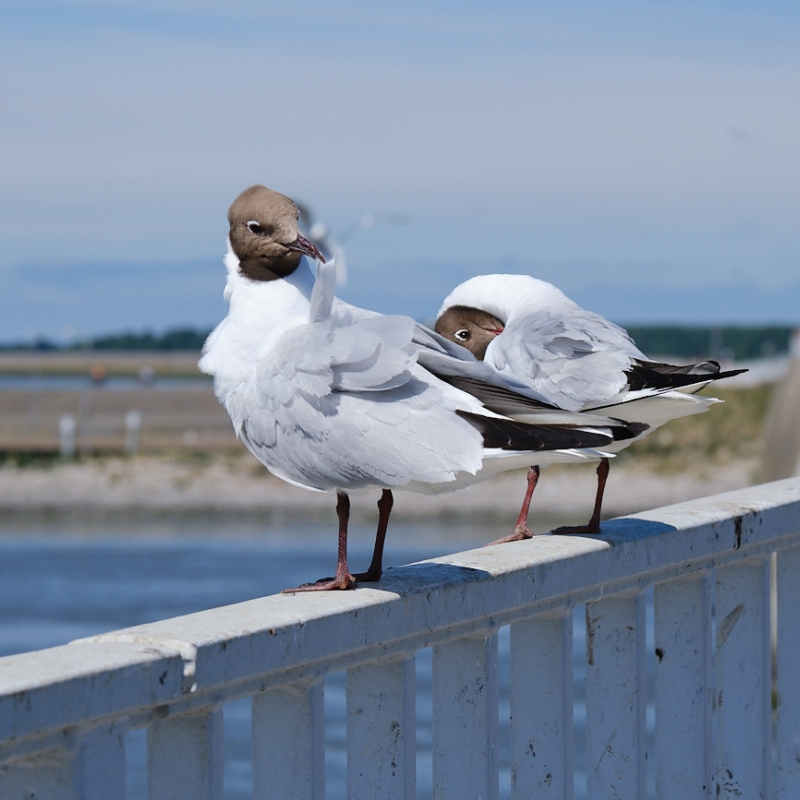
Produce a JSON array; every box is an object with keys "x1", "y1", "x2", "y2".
[
  {"x1": 0, "y1": 328, "x2": 211, "y2": 353},
  {"x1": 623, "y1": 325, "x2": 794, "y2": 360},
  {"x1": 1, "y1": 324, "x2": 795, "y2": 360},
  {"x1": 80, "y1": 328, "x2": 212, "y2": 351}
]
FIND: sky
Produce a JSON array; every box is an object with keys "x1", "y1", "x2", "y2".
[{"x1": 1, "y1": 1, "x2": 800, "y2": 342}]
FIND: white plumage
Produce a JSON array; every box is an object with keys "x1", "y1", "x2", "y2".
[
  {"x1": 200, "y1": 187, "x2": 642, "y2": 589},
  {"x1": 202, "y1": 257, "x2": 621, "y2": 496}
]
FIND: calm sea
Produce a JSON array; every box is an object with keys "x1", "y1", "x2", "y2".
[{"x1": 0, "y1": 514, "x2": 655, "y2": 799}]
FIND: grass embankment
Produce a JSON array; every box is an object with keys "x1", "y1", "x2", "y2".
[{"x1": 614, "y1": 384, "x2": 773, "y2": 476}]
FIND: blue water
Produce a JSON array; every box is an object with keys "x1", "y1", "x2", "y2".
[{"x1": 0, "y1": 515, "x2": 654, "y2": 799}]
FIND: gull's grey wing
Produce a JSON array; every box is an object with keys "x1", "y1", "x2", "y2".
[
  {"x1": 227, "y1": 311, "x2": 486, "y2": 491},
  {"x1": 409, "y1": 322, "x2": 646, "y2": 435},
  {"x1": 485, "y1": 308, "x2": 647, "y2": 411}
]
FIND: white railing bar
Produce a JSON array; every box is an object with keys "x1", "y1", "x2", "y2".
[
  {"x1": 0, "y1": 641, "x2": 183, "y2": 761},
  {"x1": 0, "y1": 721, "x2": 127, "y2": 800},
  {"x1": 776, "y1": 544, "x2": 800, "y2": 798},
  {"x1": 252, "y1": 681, "x2": 324, "y2": 800},
  {"x1": 584, "y1": 591, "x2": 647, "y2": 800},
  {"x1": 509, "y1": 610, "x2": 574, "y2": 800},
  {"x1": 2, "y1": 479, "x2": 800, "y2": 758},
  {"x1": 346, "y1": 656, "x2": 415, "y2": 800},
  {"x1": 714, "y1": 557, "x2": 772, "y2": 799},
  {"x1": 24, "y1": 543, "x2": 790, "y2": 748},
  {"x1": 4, "y1": 530, "x2": 796, "y2": 760},
  {"x1": 432, "y1": 632, "x2": 499, "y2": 800},
  {"x1": 147, "y1": 707, "x2": 224, "y2": 800},
  {"x1": 654, "y1": 571, "x2": 714, "y2": 799}
]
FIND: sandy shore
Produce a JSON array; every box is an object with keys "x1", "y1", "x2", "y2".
[{"x1": 0, "y1": 452, "x2": 760, "y2": 529}]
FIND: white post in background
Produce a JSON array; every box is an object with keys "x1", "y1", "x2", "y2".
[
  {"x1": 776, "y1": 545, "x2": 800, "y2": 798},
  {"x1": 654, "y1": 573, "x2": 713, "y2": 799},
  {"x1": 252, "y1": 682, "x2": 325, "y2": 800},
  {"x1": 510, "y1": 612, "x2": 574, "y2": 800},
  {"x1": 125, "y1": 409, "x2": 142, "y2": 454},
  {"x1": 584, "y1": 592, "x2": 646, "y2": 800},
  {"x1": 347, "y1": 656, "x2": 416, "y2": 800},
  {"x1": 79, "y1": 392, "x2": 94, "y2": 454},
  {"x1": 714, "y1": 558, "x2": 771, "y2": 800},
  {"x1": 432, "y1": 633, "x2": 499, "y2": 800},
  {"x1": 148, "y1": 708, "x2": 224, "y2": 800},
  {"x1": 59, "y1": 413, "x2": 77, "y2": 457}
]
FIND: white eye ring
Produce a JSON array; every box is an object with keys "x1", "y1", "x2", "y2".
[
  {"x1": 454, "y1": 328, "x2": 470, "y2": 341},
  {"x1": 247, "y1": 220, "x2": 263, "y2": 234}
]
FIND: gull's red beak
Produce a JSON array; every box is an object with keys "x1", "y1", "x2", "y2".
[{"x1": 286, "y1": 234, "x2": 325, "y2": 262}]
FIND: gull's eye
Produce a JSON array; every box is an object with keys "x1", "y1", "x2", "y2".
[
  {"x1": 454, "y1": 328, "x2": 470, "y2": 341},
  {"x1": 247, "y1": 220, "x2": 264, "y2": 234}
]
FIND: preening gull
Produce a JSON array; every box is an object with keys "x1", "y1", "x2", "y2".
[
  {"x1": 435, "y1": 274, "x2": 747, "y2": 536},
  {"x1": 200, "y1": 187, "x2": 645, "y2": 590}
]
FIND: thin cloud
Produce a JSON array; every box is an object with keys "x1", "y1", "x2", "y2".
[{"x1": 1, "y1": 1, "x2": 799, "y2": 336}]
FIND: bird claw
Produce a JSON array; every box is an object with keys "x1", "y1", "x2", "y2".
[
  {"x1": 282, "y1": 573, "x2": 357, "y2": 593},
  {"x1": 487, "y1": 524, "x2": 534, "y2": 545}
]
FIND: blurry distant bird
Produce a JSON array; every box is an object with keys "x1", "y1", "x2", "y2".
[
  {"x1": 435, "y1": 274, "x2": 747, "y2": 537},
  {"x1": 200, "y1": 187, "x2": 645, "y2": 590},
  {"x1": 296, "y1": 201, "x2": 410, "y2": 287}
]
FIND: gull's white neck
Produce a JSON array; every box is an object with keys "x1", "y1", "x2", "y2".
[
  {"x1": 226, "y1": 252, "x2": 314, "y2": 345},
  {"x1": 200, "y1": 248, "x2": 316, "y2": 383}
]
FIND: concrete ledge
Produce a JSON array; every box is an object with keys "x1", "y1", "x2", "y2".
[{"x1": 1, "y1": 478, "x2": 798, "y2": 752}]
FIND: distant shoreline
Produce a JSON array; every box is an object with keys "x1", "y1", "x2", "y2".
[{"x1": 0, "y1": 453, "x2": 759, "y2": 534}]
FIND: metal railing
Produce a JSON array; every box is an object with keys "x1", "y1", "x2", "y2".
[{"x1": 2, "y1": 478, "x2": 800, "y2": 799}]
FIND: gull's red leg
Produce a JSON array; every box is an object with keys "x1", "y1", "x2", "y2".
[
  {"x1": 283, "y1": 492, "x2": 357, "y2": 592},
  {"x1": 488, "y1": 465, "x2": 540, "y2": 545},
  {"x1": 553, "y1": 458, "x2": 610, "y2": 535},
  {"x1": 354, "y1": 489, "x2": 393, "y2": 583}
]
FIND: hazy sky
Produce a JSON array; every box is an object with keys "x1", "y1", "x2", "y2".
[{"x1": 2, "y1": 1, "x2": 799, "y2": 340}]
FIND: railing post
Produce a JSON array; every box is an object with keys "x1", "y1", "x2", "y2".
[
  {"x1": 777, "y1": 545, "x2": 800, "y2": 797},
  {"x1": 347, "y1": 655, "x2": 416, "y2": 800},
  {"x1": 148, "y1": 707, "x2": 224, "y2": 800},
  {"x1": 510, "y1": 611, "x2": 574, "y2": 800},
  {"x1": 0, "y1": 721, "x2": 127, "y2": 800},
  {"x1": 654, "y1": 572, "x2": 713, "y2": 799},
  {"x1": 714, "y1": 557, "x2": 771, "y2": 800},
  {"x1": 252, "y1": 681, "x2": 324, "y2": 800},
  {"x1": 432, "y1": 632, "x2": 499, "y2": 800},
  {"x1": 584, "y1": 591, "x2": 646, "y2": 800}
]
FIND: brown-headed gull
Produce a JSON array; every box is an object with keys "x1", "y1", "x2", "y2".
[
  {"x1": 200, "y1": 187, "x2": 646, "y2": 590},
  {"x1": 435, "y1": 274, "x2": 747, "y2": 537}
]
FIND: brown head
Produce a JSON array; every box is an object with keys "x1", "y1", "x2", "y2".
[
  {"x1": 228, "y1": 185, "x2": 324, "y2": 281},
  {"x1": 434, "y1": 305, "x2": 505, "y2": 360}
]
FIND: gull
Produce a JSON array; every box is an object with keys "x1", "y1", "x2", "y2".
[
  {"x1": 435, "y1": 274, "x2": 747, "y2": 536},
  {"x1": 200, "y1": 186, "x2": 645, "y2": 590}
]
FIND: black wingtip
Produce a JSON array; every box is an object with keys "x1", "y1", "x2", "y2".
[
  {"x1": 456, "y1": 410, "x2": 616, "y2": 451},
  {"x1": 610, "y1": 420, "x2": 650, "y2": 441},
  {"x1": 626, "y1": 361, "x2": 748, "y2": 392}
]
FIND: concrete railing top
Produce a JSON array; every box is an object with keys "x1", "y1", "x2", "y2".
[{"x1": 2, "y1": 477, "x2": 800, "y2": 754}]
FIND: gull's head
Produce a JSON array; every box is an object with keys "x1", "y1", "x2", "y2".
[
  {"x1": 434, "y1": 305, "x2": 505, "y2": 360},
  {"x1": 228, "y1": 185, "x2": 324, "y2": 281}
]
